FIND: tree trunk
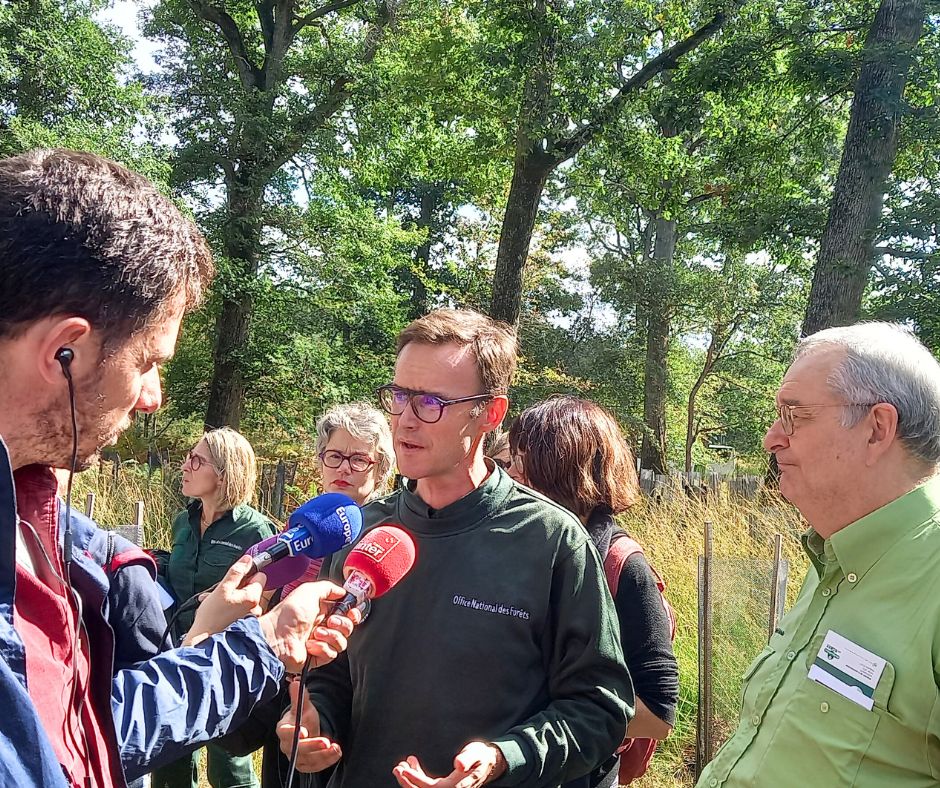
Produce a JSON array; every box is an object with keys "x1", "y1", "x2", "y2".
[
  {"x1": 686, "y1": 339, "x2": 717, "y2": 473},
  {"x1": 490, "y1": 152, "x2": 553, "y2": 325},
  {"x1": 204, "y1": 178, "x2": 263, "y2": 429},
  {"x1": 398, "y1": 184, "x2": 437, "y2": 319},
  {"x1": 640, "y1": 214, "x2": 676, "y2": 475},
  {"x1": 802, "y1": 0, "x2": 926, "y2": 336}
]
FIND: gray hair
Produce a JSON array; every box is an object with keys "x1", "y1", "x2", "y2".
[
  {"x1": 795, "y1": 322, "x2": 940, "y2": 466},
  {"x1": 315, "y1": 402, "x2": 395, "y2": 498}
]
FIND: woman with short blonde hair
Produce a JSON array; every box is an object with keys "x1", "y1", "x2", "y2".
[{"x1": 202, "y1": 426, "x2": 259, "y2": 511}]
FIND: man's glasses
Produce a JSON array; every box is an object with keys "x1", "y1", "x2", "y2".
[
  {"x1": 376, "y1": 384, "x2": 493, "y2": 424},
  {"x1": 775, "y1": 402, "x2": 875, "y2": 436},
  {"x1": 183, "y1": 451, "x2": 217, "y2": 472},
  {"x1": 319, "y1": 450, "x2": 376, "y2": 473}
]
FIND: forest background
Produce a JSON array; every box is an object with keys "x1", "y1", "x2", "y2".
[
  {"x1": 5, "y1": 0, "x2": 939, "y2": 474},
  {"x1": 3, "y1": 0, "x2": 940, "y2": 784}
]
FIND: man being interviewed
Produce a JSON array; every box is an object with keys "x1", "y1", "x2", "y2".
[{"x1": 285, "y1": 308, "x2": 633, "y2": 788}]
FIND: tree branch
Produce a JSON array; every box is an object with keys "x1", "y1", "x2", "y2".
[
  {"x1": 186, "y1": 0, "x2": 263, "y2": 90},
  {"x1": 293, "y1": 0, "x2": 360, "y2": 32},
  {"x1": 875, "y1": 245, "x2": 936, "y2": 260},
  {"x1": 266, "y1": 1, "x2": 392, "y2": 173},
  {"x1": 550, "y1": 3, "x2": 740, "y2": 163}
]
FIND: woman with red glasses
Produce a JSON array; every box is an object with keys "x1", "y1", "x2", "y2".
[{"x1": 316, "y1": 402, "x2": 395, "y2": 505}]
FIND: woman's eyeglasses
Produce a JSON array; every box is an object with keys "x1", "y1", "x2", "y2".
[
  {"x1": 183, "y1": 451, "x2": 217, "y2": 472},
  {"x1": 319, "y1": 450, "x2": 376, "y2": 473}
]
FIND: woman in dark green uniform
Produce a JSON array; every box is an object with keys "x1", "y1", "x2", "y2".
[{"x1": 152, "y1": 427, "x2": 276, "y2": 788}]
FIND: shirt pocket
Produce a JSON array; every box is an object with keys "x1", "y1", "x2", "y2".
[
  {"x1": 739, "y1": 645, "x2": 776, "y2": 710},
  {"x1": 202, "y1": 545, "x2": 244, "y2": 570},
  {"x1": 777, "y1": 634, "x2": 896, "y2": 782}
]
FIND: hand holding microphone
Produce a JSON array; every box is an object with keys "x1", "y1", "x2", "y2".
[
  {"x1": 182, "y1": 555, "x2": 268, "y2": 647},
  {"x1": 175, "y1": 493, "x2": 363, "y2": 650},
  {"x1": 278, "y1": 524, "x2": 417, "y2": 775}
]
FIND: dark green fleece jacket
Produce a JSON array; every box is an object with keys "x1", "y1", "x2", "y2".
[
  {"x1": 165, "y1": 501, "x2": 275, "y2": 633},
  {"x1": 308, "y1": 466, "x2": 634, "y2": 788}
]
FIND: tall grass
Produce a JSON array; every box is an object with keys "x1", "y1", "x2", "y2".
[
  {"x1": 70, "y1": 461, "x2": 186, "y2": 550},
  {"x1": 621, "y1": 493, "x2": 807, "y2": 786},
  {"x1": 72, "y1": 463, "x2": 808, "y2": 788}
]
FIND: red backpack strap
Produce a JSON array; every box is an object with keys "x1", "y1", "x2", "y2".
[
  {"x1": 605, "y1": 531, "x2": 676, "y2": 642},
  {"x1": 603, "y1": 531, "x2": 645, "y2": 599}
]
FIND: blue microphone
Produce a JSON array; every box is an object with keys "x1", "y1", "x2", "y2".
[{"x1": 246, "y1": 492, "x2": 363, "y2": 577}]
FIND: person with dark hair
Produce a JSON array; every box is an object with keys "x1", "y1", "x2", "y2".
[
  {"x1": 508, "y1": 396, "x2": 679, "y2": 786},
  {"x1": 483, "y1": 428, "x2": 511, "y2": 469},
  {"x1": 285, "y1": 309, "x2": 633, "y2": 788},
  {"x1": 0, "y1": 149, "x2": 359, "y2": 787}
]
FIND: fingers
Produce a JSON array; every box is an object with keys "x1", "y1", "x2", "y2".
[
  {"x1": 276, "y1": 681, "x2": 339, "y2": 772},
  {"x1": 275, "y1": 727, "x2": 341, "y2": 772},
  {"x1": 393, "y1": 756, "x2": 435, "y2": 788},
  {"x1": 285, "y1": 677, "x2": 302, "y2": 714},
  {"x1": 453, "y1": 742, "x2": 504, "y2": 787},
  {"x1": 318, "y1": 580, "x2": 349, "y2": 600},
  {"x1": 223, "y1": 555, "x2": 267, "y2": 594}
]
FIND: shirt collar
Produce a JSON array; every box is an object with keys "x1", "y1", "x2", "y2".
[
  {"x1": 400, "y1": 464, "x2": 512, "y2": 536},
  {"x1": 803, "y1": 476, "x2": 940, "y2": 582}
]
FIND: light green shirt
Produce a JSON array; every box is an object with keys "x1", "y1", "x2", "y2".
[{"x1": 697, "y1": 477, "x2": 940, "y2": 787}]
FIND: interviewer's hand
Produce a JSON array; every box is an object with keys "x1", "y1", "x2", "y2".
[
  {"x1": 257, "y1": 581, "x2": 361, "y2": 673},
  {"x1": 277, "y1": 678, "x2": 343, "y2": 772},
  {"x1": 182, "y1": 555, "x2": 266, "y2": 647},
  {"x1": 393, "y1": 742, "x2": 507, "y2": 788}
]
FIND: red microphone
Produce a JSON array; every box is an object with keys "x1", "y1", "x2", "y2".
[{"x1": 332, "y1": 525, "x2": 416, "y2": 615}]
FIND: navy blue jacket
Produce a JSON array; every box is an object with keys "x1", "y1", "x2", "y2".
[{"x1": 0, "y1": 438, "x2": 285, "y2": 786}]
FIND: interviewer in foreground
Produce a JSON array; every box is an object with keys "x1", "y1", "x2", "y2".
[{"x1": 0, "y1": 148, "x2": 357, "y2": 787}]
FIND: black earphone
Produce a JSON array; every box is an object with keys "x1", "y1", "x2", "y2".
[
  {"x1": 55, "y1": 346, "x2": 75, "y2": 370},
  {"x1": 53, "y1": 345, "x2": 95, "y2": 780}
]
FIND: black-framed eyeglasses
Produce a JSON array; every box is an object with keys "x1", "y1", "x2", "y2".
[
  {"x1": 376, "y1": 384, "x2": 493, "y2": 424},
  {"x1": 319, "y1": 450, "x2": 376, "y2": 473},
  {"x1": 183, "y1": 450, "x2": 218, "y2": 472},
  {"x1": 491, "y1": 457, "x2": 510, "y2": 469},
  {"x1": 775, "y1": 402, "x2": 876, "y2": 436}
]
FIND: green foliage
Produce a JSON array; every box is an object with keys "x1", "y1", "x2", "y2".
[{"x1": 0, "y1": 0, "x2": 166, "y2": 176}]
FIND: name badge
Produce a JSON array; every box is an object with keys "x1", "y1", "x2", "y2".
[{"x1": 807, "y1": 629, "x2": 885, "y2": 710}]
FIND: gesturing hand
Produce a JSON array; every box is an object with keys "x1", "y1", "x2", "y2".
[
  {"x1": 276, "y1": 678, "x2": 343, "y2": 773},
  {"x1": 392, "y1": 742, "x2": 507, "y2": 788}
]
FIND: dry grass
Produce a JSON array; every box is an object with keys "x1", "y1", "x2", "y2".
[
  {"x1": 72, "y1": 465, "x2": 808, "y2": 788},
  {"x1": 619, "y1": 491, "x2": 807, "y2": 786},
  {"x1": 70, "y1": 461, "x2": 186, "y2": 550}
]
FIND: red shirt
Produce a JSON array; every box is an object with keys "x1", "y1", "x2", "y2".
[{"x1": 13, "y1": 467, "x2": 121, "y2": 788}]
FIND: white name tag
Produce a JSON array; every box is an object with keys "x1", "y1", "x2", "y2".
[{"x1": 807, "y1": 630, "x2": 885, "y2": 710}]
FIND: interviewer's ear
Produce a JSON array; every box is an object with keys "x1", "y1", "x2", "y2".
[{"x1": 36, "y1": 317, "x2": 93, "y2": 385}]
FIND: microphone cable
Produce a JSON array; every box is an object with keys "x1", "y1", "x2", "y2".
[{"x1": 285, "y1": 654, "x2": 315, "y2": 788}]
